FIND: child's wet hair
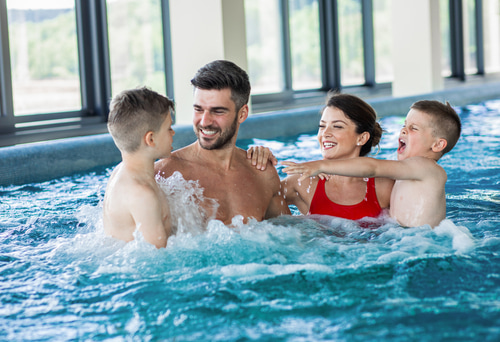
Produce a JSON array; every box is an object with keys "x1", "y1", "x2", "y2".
[
  {"x1": 411, "y1": 100, "x2": 461, "y2": 154},
  {"x1": 108, "y1": 87, "x2": 175, "y2": 153}
]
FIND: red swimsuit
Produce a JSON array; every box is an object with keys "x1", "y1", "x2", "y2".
[{"x1": 308, "y1": 177, "x2": 382, "y2": 220}]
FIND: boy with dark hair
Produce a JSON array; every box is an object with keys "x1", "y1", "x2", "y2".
[{"x1": 104, "y1": 87, "x2": 175, "y2": 248}]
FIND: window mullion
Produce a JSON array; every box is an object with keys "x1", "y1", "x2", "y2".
[
  {"x1": 281, "y1": 0, "x2": 293, "y2": 97},
  {"x1": 0, "y1": 0, "x2": 14, "y2": 133},
  {"x1": 475, "y1": 0, "x2": 484, "y2": 74},
  {"x1": 450, "y1": 0, "x2": 466, "y2": 80},
  {"x1": 319, "y1": 0, "x2": 341, "y2": 91},
  {"x1": 160, "y1": 0, "x2": 174, "y2": 101},
  {"x1": 362, "y1": 0, "x2": 375, "y2": 86},
  {"x1": 76, "y1": 0, "x2": 112, "y2": 119}
]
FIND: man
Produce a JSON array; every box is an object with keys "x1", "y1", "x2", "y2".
[{"x1": 155, "y1": 60, "x2": 290, "y2": 225}]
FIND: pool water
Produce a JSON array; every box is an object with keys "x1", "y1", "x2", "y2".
[{"x1": 1, "y1": 99, "x2": 499, "y2": 341}]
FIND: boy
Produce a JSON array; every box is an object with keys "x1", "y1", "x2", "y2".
[
  {"x1": 103, "y1": 87, "x2": 175, "y2": 248},
  {"x1": 282, "y1": 100, "x2": 461, "y2": 228}
]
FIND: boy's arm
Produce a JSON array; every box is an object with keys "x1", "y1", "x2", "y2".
[
  {"x1": 282, "y1": 157, "x2": 433, "y2": 182},
  {"x1": 130, "y1": 188, "x2": 171, "y2": 248}
]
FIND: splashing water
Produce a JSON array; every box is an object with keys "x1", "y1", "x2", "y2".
[
  {"x1": 1, "y1": 99, "x2": 500, "y2": 341},
  {"x1": 156, "y1": 171, "x2": 218, "y2": 235}
]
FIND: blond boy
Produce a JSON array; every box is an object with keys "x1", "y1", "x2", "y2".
[
  {"x1": 103, "y1": 87, "x2": 175, "y2": 248},
  {"x1": 282, "y1": 100, "x2": 461, "y2": 228}
]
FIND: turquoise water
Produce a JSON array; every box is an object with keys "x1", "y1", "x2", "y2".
[{"x1": 1, "y1": 100, "x2": 499, "y2": 341}]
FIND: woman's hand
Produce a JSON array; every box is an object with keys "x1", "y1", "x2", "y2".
[{"x1": 247, "y1": 146, "x2": 277, "y2": 171}]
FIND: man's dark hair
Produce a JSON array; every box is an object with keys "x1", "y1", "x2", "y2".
[{"x1": 191, "y1": 60, "x2": 251, "y2": 112}]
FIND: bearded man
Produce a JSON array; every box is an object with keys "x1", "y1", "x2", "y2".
[{"x1": 155, "y1": 60, "x2": 290, "y2": 225}]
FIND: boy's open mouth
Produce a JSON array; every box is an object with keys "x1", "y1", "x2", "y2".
[{"x1": 398, "y1": 139, "x2": 406, "y2": 153}]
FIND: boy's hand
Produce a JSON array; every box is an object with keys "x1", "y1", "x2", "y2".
[
  {"x1": 247, "y1": 146, "x2": 278, "y2": 171},
  {"x1": 281, "y1": 161, "x2": 326, "y2": 182}
]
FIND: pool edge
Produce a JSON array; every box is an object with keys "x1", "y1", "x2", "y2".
[{"x1": 1, "y1": 85, "x2": 499, "y2": 186}]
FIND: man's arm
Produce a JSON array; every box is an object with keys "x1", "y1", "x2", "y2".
[
  {"x1": 282, "y1": 157, "x2": 433, "y2": 182},
  {"x1": 264, "y1": 170, "x2": 291, "y2": 219}
]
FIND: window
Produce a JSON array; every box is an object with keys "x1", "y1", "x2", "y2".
[
  {"x1": 441, "y1": 0, "x2": 452, "y2": 76},
  {"x1": 289, "y1": 0, "x2": 322, "y2": 90},
  {"x1": 245, "y1": 0, "x2": 284, "y2": 94},
  {"x1": 483, "y1": 0, "x2": 500, "y2": 73},
  {"x1": 338, "y1": 0, "x2": 364, "y2": 86},
  {"x1": 373, "y1": 0, "x2": 393, "y2": 83},
  {"x1": 7, "y1": 0, "x2": 81, "y2": 116},
  {"x1": 463, "y1": 0, "x2": 478, "y2": 74},
  {"x1": 106, "y1": 0, "x2": 167, "y2": 97},
  {"x1": 0, "y1": 0, "x2": 173, "y2": 147}
]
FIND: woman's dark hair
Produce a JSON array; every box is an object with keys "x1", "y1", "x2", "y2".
[{"x1": 324, "y1": 91, "x2": 382, "y2": 156}]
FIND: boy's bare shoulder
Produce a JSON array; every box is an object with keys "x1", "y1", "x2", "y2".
[{"x1": 405, "y1": 156, "x2": 447, "y2": 181}]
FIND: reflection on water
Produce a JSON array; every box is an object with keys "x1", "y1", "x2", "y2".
[{"x1": 0, "y1": 99, "x2": 499, "y2": 341}]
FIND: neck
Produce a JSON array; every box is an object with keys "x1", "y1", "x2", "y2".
[
  {"x1": 194, "y1": 142, "x2": 238, "y2": 171},
  {"x1": 121, "y1": 152, "x2": 156, "y2": 177}
]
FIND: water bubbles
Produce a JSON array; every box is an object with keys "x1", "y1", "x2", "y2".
[{"x1": 157, "y1": 171, "x2": 218, "y2": 235}]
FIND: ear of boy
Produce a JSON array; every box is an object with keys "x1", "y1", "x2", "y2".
[
  {"x1": 144, "y1": 131, "x2": 156, "y2": 148},
  {"x1": 431, "y1": 138, "x2": 447, "y2": 154}
]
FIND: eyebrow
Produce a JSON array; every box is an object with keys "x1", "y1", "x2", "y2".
[
  {"x1": 320, "y1": 119, "x2": 347, "y2": 124},
  {"x1": 193, "y1": 104, "x2": 230, "y2": 112}
]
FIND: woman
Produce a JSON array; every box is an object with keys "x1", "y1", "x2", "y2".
[{"x1": 248, "y1": 92, "x2": 393, "y2": 220}]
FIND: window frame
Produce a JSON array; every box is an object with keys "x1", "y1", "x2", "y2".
[
  {"x1": 0, "y1": 0, "x2": 173, "y2": 147},
  {"x1": 250, "y1": 0, "x2": 383, "y2": 110}
]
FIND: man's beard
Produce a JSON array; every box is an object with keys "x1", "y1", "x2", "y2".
[{"x1": 196, "y1": 115, "x2": 238, "y2": 150}]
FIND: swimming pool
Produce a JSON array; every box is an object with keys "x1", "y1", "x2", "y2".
[{"x1": 1, "y1": 99, "x2": 499, "y2": 341}]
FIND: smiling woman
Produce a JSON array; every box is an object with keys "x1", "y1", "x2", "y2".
[{"x1": 279, "y1": 92, "x2": 394, "y2": 219}]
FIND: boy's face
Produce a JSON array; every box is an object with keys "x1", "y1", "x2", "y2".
[
  {"x1": 397, "y1": 109, "x2": 438, "y2": 160},
  {"x1": 156, "y1": 113, "x2": 175, "y2": 158}
]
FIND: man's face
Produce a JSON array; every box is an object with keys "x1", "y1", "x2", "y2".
[{"x1": 192, "y1": 88, "x2": 242, "y2": 150}]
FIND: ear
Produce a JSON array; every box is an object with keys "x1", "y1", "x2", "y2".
[
  {"x1": 144, "y1": 131, "x2": 155, "y2": 147},
  {"x1": 237, "y1": 104, "x2": 249, "y2": 123},
  {"x1": 432, "y1": 138, "x2": 447, "y2": 153},
  {"x1": 357, "y1": 131, "x2": 370, "y2": 146}
]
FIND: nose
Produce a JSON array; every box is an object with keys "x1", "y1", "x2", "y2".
[
  {"x1": 322, "y1": 126, "x2": 333, "y2": 137},
  {"x1": 400, "y1": 126, "x2": 407, "y2": 135},
  {"x1": 199, "y1": 110, "x2": 212, "y2": 127}
]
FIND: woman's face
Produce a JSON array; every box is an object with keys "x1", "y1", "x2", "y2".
[{"x1": 317, "y1": 106, "x2": 367, "y2": 160}]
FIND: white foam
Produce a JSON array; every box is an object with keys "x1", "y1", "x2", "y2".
[
  {"x1": 156, "y1": 171, "x2": 219, "y2": 236},
  {"x1": 433, "y1": 219, "x2": 475, "y2": 254}
]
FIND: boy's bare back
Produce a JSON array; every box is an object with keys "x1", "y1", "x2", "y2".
[
  {"x1": 103, "y1": 164, "x2": 171, "y2": 248},
  {"x1": 103, "y1": 87, "x2": 176, "y2": 248},
  {"x1": 388, "y1": 156, "x2": 447, "y2": 227}
]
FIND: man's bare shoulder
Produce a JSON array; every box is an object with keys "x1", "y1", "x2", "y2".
[
  {"x1": 236, "y1": 147, "x2": 281, "y2": 181},
  {"x1": 155, "y1": 143, "x2": 197, "y2": 176}
]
